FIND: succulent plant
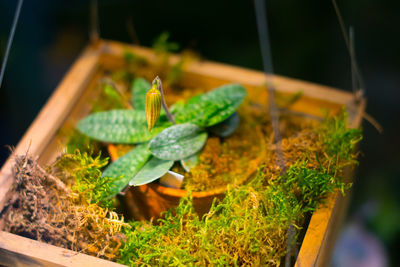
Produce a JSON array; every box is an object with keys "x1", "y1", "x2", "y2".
[{"x1": 77, "y1": 76, "x2": 247, "y2": 197}]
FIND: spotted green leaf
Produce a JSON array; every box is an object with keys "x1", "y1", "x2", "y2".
[
  {"x1": 149, "y1": 123, "x2": 208, "y2": 161},
  {"x1": 129, "y1": 157, "x2": 174, "y2": 186},
  {"x1": 208, "y1": 112, "x2": 240, "y2": 137},
  {"x1": 102, "y1": 144, "x2": 151, "y2": 197},
  {"x1": 131, "y1": 78, "x2": 151, "y2": 110},
  {"x1": 175, "y1": 84, "x2": 247, "y2": 127},
  {"x1": 169, "y1": 100, "x2": 184, "y2": 115},
  {"x1": 77, "y1": 110, "x2": 171, "y2": 144}
]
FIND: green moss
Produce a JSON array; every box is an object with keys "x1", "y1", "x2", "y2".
[
  {"x1": 118, "y1": 176, "x2": 299, "y2": 266},
  {"x1": 152, "y1": 32, "x2": 180, "y2": 53},
  {"x1": 319, "y1": 109, "x2": 362, "y2": 168},
  {"x1": 124, "y1": 51, "x2": 147, "y2": 66},
  {"x1": 279, "y1": 162, "x2": 349, "y2": 213},
  {"x1": 279, "y1": 109, "x2": 361, "y2": 213}
]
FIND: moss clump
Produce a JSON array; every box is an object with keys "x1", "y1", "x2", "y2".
[
  {"x1": 118, "y1": 177, "x2": 300, "y2": 266},
  {"x1": 116, "y1": 111, "x2": 362, "y2": 266},
  {"x1": 54, "y1": 150, "x2": 119, "y2": 208},
  {"x1": 180, "y1": 117, "x2": 266, "y2": 192},
  {"x1": 319, "y1": 110, "x2": 362, "y2": 169}
]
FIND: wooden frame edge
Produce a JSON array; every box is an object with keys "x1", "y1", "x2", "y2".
[
  {"x1": 0, "y1": 231, "x2": 124, "y2": 267},
  {"x1": 295, "y1": 98, "x2": 365, "y2": 266},
  {"x1": 101, "y1": 40, "x2": 356, "y2": 106}
]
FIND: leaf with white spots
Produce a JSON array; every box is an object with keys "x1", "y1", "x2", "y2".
[
  {"x1": 175, "y1": 84, "x2": 247, "y2": 127},
  {"x1": 129, "y1": 157, "x2": 174, "y2": 186},
  {"x1": 208, "y1": 112, "x2": 240, "y2": 137},
  {"x1": 102, "y1": 144, "x2": 151, "y2": 197},
  {"x1": 149, "y1": 123, "x2": 208, "y2": 161},
  {"x1": 77, "y1": 110, "x2": 171, "y2": 144}
]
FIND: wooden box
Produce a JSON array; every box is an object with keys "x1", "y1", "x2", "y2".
[{"x1": 0, "y1": 40, "x2": 365, "y2": 266}]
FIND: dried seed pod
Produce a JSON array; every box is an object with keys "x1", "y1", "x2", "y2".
[{"x1": 145, "y1": 85, "x2": 162, "y2": 131}]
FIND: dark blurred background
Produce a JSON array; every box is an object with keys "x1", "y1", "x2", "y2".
[{"x1": 1, "y1": 1, "x2": 399, "y2": 266}]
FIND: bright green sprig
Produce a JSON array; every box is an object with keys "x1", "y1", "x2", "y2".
[{"x1": 55, "y1": 150, "x2": 117, "y2": 208}]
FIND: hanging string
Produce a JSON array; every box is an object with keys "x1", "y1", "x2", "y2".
[
  {"x1": 349, "y1": 27, "x2": 358, "y2": 96},
  {"x1": 253, "y1": 0, "x2": 285, "y2": 172},
  {"x1": 253, "y1": 1, "x2": 299, "y2": 266},
  {"x1": 126, "y1": 16, "x2": 140, "y2": 45},
  {"x1": 332, "y1": 1, "x2": 384, "y2": 133},
  {"x1": 0, "y1": 0, "x2": 24, "y2": 89},
  {"x1": 331, "y1": 0, "x2": 365, "y2": 100},
  {"x1": 90, "y1": 0, "x2": 100, "y2": 43}
]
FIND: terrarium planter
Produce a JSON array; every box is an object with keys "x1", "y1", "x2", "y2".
[{"x1": 0, "y1": 40, "x2": 365, "y2": 266}]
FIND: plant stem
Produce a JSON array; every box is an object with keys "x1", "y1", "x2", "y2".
[{"x1": 153, "y1": 76, "x2": 176, "y2": 124}]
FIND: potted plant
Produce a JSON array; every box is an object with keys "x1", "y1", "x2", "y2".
[{"x1": 76, "y1": 74, "x2": 267, "y2": 220}]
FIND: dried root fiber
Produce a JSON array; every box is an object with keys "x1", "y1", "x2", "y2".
[{"x1": 1, "y1": 153, "x2": 127, "y2": 261}]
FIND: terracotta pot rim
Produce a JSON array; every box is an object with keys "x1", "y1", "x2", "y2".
[
  {"x1": 107, "y1": 134, "x2": 265, "y2": 199},
  {"x1": 147, "y1": 178, "x2": 240, "y2": 198}
]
